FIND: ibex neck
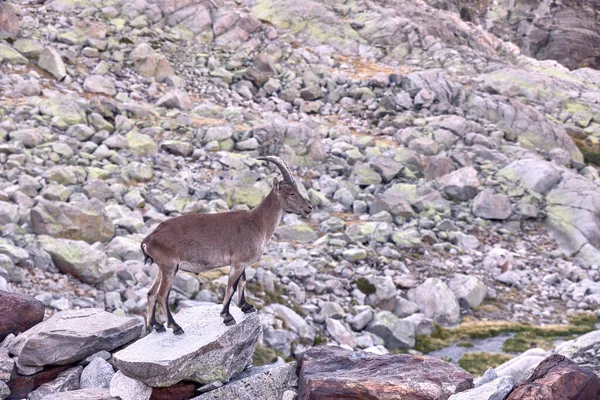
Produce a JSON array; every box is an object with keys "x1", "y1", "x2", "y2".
[{"x1": 251, "y1": 189, "x2": 284, "y2": 239}]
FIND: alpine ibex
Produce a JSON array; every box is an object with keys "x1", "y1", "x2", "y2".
[{"x1": 141, "y1": 156, "x2": 313, "y2": 334}]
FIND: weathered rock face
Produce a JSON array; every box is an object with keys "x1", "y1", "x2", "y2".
[
  {"x1": 193, "y1": 362, "x2": 298, "y2": 400},
  {"x1": 507, "y1": 354, "x2": 600, "y2": 400},
  {"x1": 366, "y1": 311, "x2": 415, "y2": 349},
  {"x1": 448, "y1": 274, "x2": 486, "y2": 309},
  {"x1": 297, "y1": 346, "x2": 473, "y2": 400},
  {"x1": 8, "y1": 309, "x2": 143, "y2": 367},
  {"x1": 437, "y1": 167, "x2": 479, "y2": 202},
  {"x1": 41, "y1": 388, "x2": 116, "y2": 400},
  {"x1": 113, "y1": 305, "x2": 261, "y2": 387},
  {"x1": 30, "y1": 199, "x2": 115, "y2": 243},
  {"x1": 428, "y1": 0, "x2": 600, "y2": 70},
  {"x1": 0, "y1": 291, "x2": 44, "y2": 341}
]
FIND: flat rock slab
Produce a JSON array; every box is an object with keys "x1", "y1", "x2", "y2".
[
  {"x1": 113, "y1": 305, "x2": 261, "y2": 387},
  {"x1": 507, "y1": 354, "x2": 600, "y2": 400},
  {"x1": 42, "y1": 388, "x2": 117, "y2": 400},
  {"x1": 298, "y1": 346, "x2": 473, "y2": 400},
  {"x1": 8, "y1": 309, "x2": 143, "y2": 367},
  {"x1": 0, "y1": 291, "x2": 44, "y2": 341}
]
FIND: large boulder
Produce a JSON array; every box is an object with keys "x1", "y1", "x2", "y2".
[
  {"x1": 495, "y1": 348, "x2": 548, "y2": 382},
  {"x1": 448, "y1": 376, "x2": 516, "y2": 400},
  {"x1": 8, "y1": 309, "x2": 143, "y2": 367},
  {"x1": 131, "y1": 43, "x2": 175, "y2": 82},
  {"x1": 448, "y1": 274, "x2": 486, "y2": 309},
  {"x1": 193, "y1": 362, "x2": 298, "y2": 400},
  {"x1": 507, "y1": 354, "x2": 599, "y2": 400},
  {"x1": 408, "y1": 278, "x2": 460, "y2": 325},
  {"x1": 366, "y1": 311, "x2": 415, "y2": 349},
  {"x1": 27, "y1": 367, "x2": 83, "y2": 400},
  {"x1": 30, "y1": 199, "x2": 115, "y2": 243},
  {"x1": 0, "y1": 2, "x2": 19, "y2": 39},
  {"x1": 437, "y1": 167, "x2": 479, "y2": 202},
  {"x1": 113, "y1": 304, "x2": 261, "y2": 387},
  {"x1": 38, "y1": 236, "x2": 114, "y2": 285},
  {"x1": 38, "y1": 47, "x2": 66, "y2": 80},
  {"x1": 0, "y1": 291, "x2": 44, "y2": 341},
  {"x1": 297, "y1": 346, "x2": 473, "y2": 400},
  {"x1": 471, "y1": 190, "x2": 511, "y2": 220}
]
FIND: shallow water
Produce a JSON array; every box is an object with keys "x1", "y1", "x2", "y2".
[{"x1": 428, "y1": 333, "x2": 514, "y2": 363}]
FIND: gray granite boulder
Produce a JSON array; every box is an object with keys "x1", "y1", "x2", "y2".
[
  {"x1": 8, "y1": 309, "x2": 143, "y2": 367},
  {"x1": 113, "y1": 304, "x2": 261, "y2": 387},
  {"x1": 408, "y1": 278, "x2": 460, "y2": 325},
  {"x1": 193, "y1": 362, "x2": 297, "y2": 400}
]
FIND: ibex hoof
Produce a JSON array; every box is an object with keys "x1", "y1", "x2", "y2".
[
  {"x1": 241, "y1": 303, "x2": 256, "y2": 314},
  {"x1": 152, "y1": 323, "x2": 166, "y2": 333},
  {"x1": 172, "y1": 326, "x2": 185, "y2": 335},
  {"x1": 223, "y1": 315, "x2": 236, "y2": 326}
]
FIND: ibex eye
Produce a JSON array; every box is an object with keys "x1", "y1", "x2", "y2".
[{"x1": 289, "y1": 193, "x2": 295, "y2": 196}]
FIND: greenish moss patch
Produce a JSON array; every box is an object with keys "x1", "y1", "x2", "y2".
[
  {"x1": 354, "y1": 277, "x2": 376, "y2": 295},
  {"x1": 458, "y1": 352, "x2": 513, "y2": 376}
]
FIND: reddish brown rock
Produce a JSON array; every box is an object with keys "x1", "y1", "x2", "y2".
[
  {"x1": 0, "y1": 3, "x2": 19, "y2": 39},
  {"x1": 151, "y1": 382, "x2": 197, "y2": 400},
  {"x1": 0, "y1": 291, "x2": 44, "y2": 341},
  {"x1": 507, "y1": 354, "x2": 600, "y2": 400},
  {"x1": 297, "y1": 346, "x2": 473, "y2": 400},
  {"x1": 6, "y1": 365, "x2": 71, "y2": 400}
]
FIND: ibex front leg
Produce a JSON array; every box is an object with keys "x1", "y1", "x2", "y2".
[
  {"x1": 237, "y1": 271, "x2": 256, "y2": 314},
  {"x1": 221, "y1": 263, "x2": 245, "y2": 326}
]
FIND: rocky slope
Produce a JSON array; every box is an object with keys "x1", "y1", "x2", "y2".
[
  {"x1": 426, "y1": 0, "x2": 600, "y2": 71},
  {"x1": 2, "y1": 0, "x2": 600, "y2": 398}
]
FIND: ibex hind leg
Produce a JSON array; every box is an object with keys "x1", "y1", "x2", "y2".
[
  {"x1": 221, "y1": 264, "x2": 245, "y2": 326},
  {"x1": 158, "y1": 265, "x2": 184, "y2": 335},
  {"x1": 146, "y1": 269, "x2": 165, "y2": 332},
  {"x1": 237, "y1": 271, "x2": 256, "y2": 314}
]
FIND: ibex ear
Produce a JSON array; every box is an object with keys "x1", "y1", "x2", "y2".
[{"x1": 272, "y1": 176, "x2": 280, "y2": 191}]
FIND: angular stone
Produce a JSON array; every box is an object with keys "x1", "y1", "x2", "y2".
[
  {"x1": 38, "y1": 47, "x2": 66, "y2": 80},
  {"x1": 407, "y1": 278, "x2": 460, "y2": 325},
  {"x1": 555, "y1": 329, "x2": 600, "y2": 359},
  {"x1": 326, "y1": 318, "x2": 358, "y2": 348},
  {"x1": 80, "y1": 358, "x2": 115, "y2": 389},
  {"x1": 156, "y1": 90, "x2": 192, "y2": 110},
  {"x1": 0, "y1": 291, "x2": 44, "y2": 341},
  {"x1": 83, "y1": 75, "x2": 117, "y2": 96},
  {"x1": 472, "y1": 190, "x2": 511, "y2": 220},
  {"x1": 193, "y1": 362, "x2": 298, "y2": 400},
  {"x1": 27, "y1": 366, "x2": 83, "y2": 400},
  {"x1": 437, "y1": 167, "x2": 480, "y2": 202},
  {"x1": 30, "y1": 199, "x2": 115, "y2": 243},
  {"x1": 366, "y1": 311, "x2": 415, "y2": 349},
  {"x1": 109, "y1": 371, "x2": 151, "y2": 400},
  {"x1": 448, "y1": 274, "x2": 486, "y2": 309},
  {"x1": 38, "y1": 236, "x2": 113, "y2": 285},
  {"x1": 0, "y1": 43, "x2": 27, "y2": 64},
  {"x1": 449, "y1": 376, "x2": 516, "y2": 400},
  {"x1": 113, "y1": 305, "x2": 261, "y2": 387},
  {"x1": 424, "y1": 155, "x2": 456, "y2": 180},
  {"x1": 161, "y1": 140, "x2": 194, "y2": 157},
  {"x1": 0, "y1": 348, "x2": 14, "y2": 381},
  {"x1": 131, "y1": 43, "x2": 174, "y2": 82},
  {"x1": 8, "y1": 128, "x2": 43, "y2": 148},
  {"x1": 8, "y1": 309, "x2": 143, "y2": 367},
  {"x1": 370, "y1": 157, "x2": 403, "y2": 182},
  {"x1": 507, "y1": 354, "x2": 599, "y2": 400},
  {"x1": 275, "y1": 224, "x2": 318, "y2": 243},
  {"x1": 269, "y1": 304, "x2": 315, "y2": 344},
  {"x1": 0, "y1": 3, "x2": 19, "y2": 39},
  {"x1": 298, "y1": 346, "x2": 472, "y2": 400},
  {"x1": 364, "y1": 275, "x2": 397, "y2": 311}
]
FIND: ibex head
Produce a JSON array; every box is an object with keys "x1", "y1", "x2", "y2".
[{"x1": 258, "y1": 156, "x2": 313, "y2": 216}]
